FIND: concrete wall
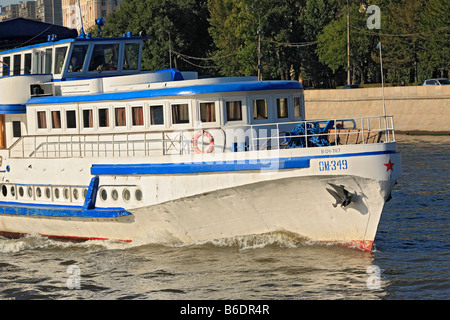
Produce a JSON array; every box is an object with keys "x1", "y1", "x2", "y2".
[{"x1": 304, "y1": 85, "x2": 450, "y2": 133}]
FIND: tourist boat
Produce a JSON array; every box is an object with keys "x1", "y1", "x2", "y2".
[{"x1": 0, "y1": 31, "x2": 401, "y2": 251}]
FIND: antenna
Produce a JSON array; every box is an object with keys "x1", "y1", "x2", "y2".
[{"x1": 377, "y1": 41, "x2": 388, "y2": 137}]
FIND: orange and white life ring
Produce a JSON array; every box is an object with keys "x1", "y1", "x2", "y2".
[{"x1": 193, "y1": 131, "x2": 214, "y2": 154}]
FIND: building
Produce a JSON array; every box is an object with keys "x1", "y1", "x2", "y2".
[
  {"x1": 1, "y1": 1, "x2": 63, "y2": 26},
  {"x1": 62, "y1": 0, "x2": 122, "y2": 32},
  {"x1": 36, "y1": 0, "x2": 63, "y2": 25}
]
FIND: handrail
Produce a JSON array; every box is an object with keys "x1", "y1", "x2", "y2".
[{"x1": 8, "y1": 115, "x2": 395, "y2": 159}]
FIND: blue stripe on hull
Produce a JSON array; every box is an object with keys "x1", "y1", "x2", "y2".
[
  {"x1": 90, "y1": 151, "x2": 395, "y2": 175},
  {"x1": 0, "y1": 201, "x2": 131, "y2": 218}
]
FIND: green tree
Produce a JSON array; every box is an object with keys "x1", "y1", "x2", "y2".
[
  {"x1": 418, "y1": 0, "x2": 450, "y2": 79},
  {"x1": 103, "y1": 0, "x2": 212, "y2": 72}
]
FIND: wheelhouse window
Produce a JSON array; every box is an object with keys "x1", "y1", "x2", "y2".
[
  {"x1": 199, "y1": 102, "x2": 216, "y2": 122},
  {"x1": 226, "y1": 101, "x2": 242, "y2": 121},
  {"x1": 114, "y1": 107, "x2": 126, "y2": 127},
  {"x1": 37, "y1": 111, "x2": 47, "y2": 129},
  {"x1": 45, "y1": 48, "x2": 52, "y2": 74},
  {"x1": 172, "y1": 104, "x2": 189, "y2": 124},
  {"x1": 253, "y1": 99, "x2": 268, "y2": 120},
  {"x1": 98, "y1": 108, "x2": 110, "y2": 128},
  {"x1": 83, "y1": 109, "x2": 93, "y2": 128},
  {"x1": 2, "y1": 56, "x2": 10, "y2": 76},
  {"x1": 66, "y1": 110, "x2": 77, "y2": 129},
  {"x1": 54, "y1": 47, "x2": 68, "y2": 74},
  {"x1": 132, "y1": 106, "x2": 144, "y2": 126},
  {"x1": 68, "y1": 45, "x2": 88, "y2": 73},
  {"x1": 277, "y1": 98, "x2": 289, "y2": 118},
  {"x1": 51, "y1": 111, "x2": 61, "y2": 129},
  {"x1": 13, "y1": 54, "x2": 21, "y2": 75},
  {"x1": 123, "y1": 43, "x2": 140, "y2": 70},
  {"x1": 150, "y1": 105, "x2": 164, "y2": 125},
  {"x1": 89, "y1": 44, "x2": 119, "y2": 71},
  {"x1": 24, "y1": 53, "x2": 32, "y2": 74}
]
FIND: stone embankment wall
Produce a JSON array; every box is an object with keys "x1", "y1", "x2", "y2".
[{"x1": 304, "y1": 85, "x2": 450, "y2": 133}]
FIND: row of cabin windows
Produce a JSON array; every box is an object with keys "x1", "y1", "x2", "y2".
[{"x1": 35, "y1": 97, "x2": 302, "y2": 131}]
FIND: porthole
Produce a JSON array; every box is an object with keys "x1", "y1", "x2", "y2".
[
  {"x1": 100, "y1": 188, "x2": 107, "y2": 201},
  {"x1": 10, "y1": 186, "x2": 15, "y2": 197},
  {"x1": 73, "y1": 188, "x2": 79, "y2": 200},
  {"x1": 63, "y1": 188, "x2": 70, "y2": 200},
  {"x1": 36, "y1": 187, "x2": 42, "y2": 198},
  {"x1": 45, "y1": 187, "x2": 51, "y2": 199},
  {"x1": 135, "y1": 189, "x2": 143, "y2": 201},
  {"x1": 18, "y1": 187, "x2": 24, "y2": 197},
  {"x1": 54, "y1": 188, "x2": 60, "y2": 199},
  {"x1": 82, "y1": 188, "x2": 87, "y2": 199},
  {"x1": 122, "y1": 189, "x2": 130, "y2": 201},
  {"x1": 27, "y1": 186, "x2": 33, "y2": 198},
  {"x1": 111, "y1": 189, "x2": 118, "y2": 201},
  {"x1": 1, "y1": 185, "x2": 7, "y2": 197}
]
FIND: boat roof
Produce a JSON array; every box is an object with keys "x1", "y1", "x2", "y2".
[{"x1": 0, "y1": 34, "x2": 146, "y2": 55}]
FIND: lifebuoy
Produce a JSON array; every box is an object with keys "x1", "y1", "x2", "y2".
[{"x1": 193, "y1": 131, "x2": 214, "y2": 154}]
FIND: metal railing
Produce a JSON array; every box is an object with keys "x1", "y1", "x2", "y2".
[{"x1": 8, "y1": 115, "x2": 395, "y2": 159}]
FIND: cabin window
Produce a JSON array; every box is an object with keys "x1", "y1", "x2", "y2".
[
  {"x1": 124, "y1": 43, "x2": 140, "y2": 70},
  {"x1": 83, "y1": 109, "x2": 93, "y2": 128},
  {"x1": 294, "y1": 97, "x2": 301, "y2": 118},
  {"x1": 12, "y1": 121, "x2": 21, "y2": 138},
  {"x1": 132, "y1": 106, "x2": 144, "y2": 126},
  {"x1": 150, "y1": 105, "x2": 164, "y2": 125},
  {"x1": 13, "y1": 54, "x2": 21, "y2": 75},
  {"x1": 253, "y1": 99, "x2": 268, "y2": 120},
  {"x1": 66, "y1": 110, "x2": 77, "y2": 129},
  {"x1": 51, "y1": 111, "x2": 61, "y2": 129},
  {"x1": 98, "y1": 108, "x2": 110, "y2": 127},
  {"x1": 54, "y1": 47, "x2": 68, "y2": 74},
  {"x1": 37, "y1": 111, "x2": 47, "y2": 129},
  {"x1": 200, "y1": 102, "x2": 216, "y2": 122},
  {"x1": 68, "y1": 45, "x2": 88, "y2": 73},
  {"x1": 226, "y1": 101, "x2": 242, "y2": 121},
  {"x1": 24, "y1": 53, "x2": 32, "y2": 74},
  {"x1": 172, "y1": 104, "x2": 189, "y2": 124},
  {"x1": 89, "y1": 44, "x2": 119, "y2": 71},
  {"x1": 45, "y1": 49, "x2": 52, "y2": 74},
  {"x1": 2, "y1": 56, "x2": 10, "y2": 76},
  {"x1": 277, "y1": 98, "x2": 289, "y2": 118},
  {"x1": 114, "y1": 107, "x2": 126, "y2": 127}
]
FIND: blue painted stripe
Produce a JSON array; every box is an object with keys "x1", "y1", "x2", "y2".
[
  {"x1": 27, "y1": 80, "x2": 303, "y2": 105},
  {"x1": 92, "y1": 157, "x2": 310, "y2": 175},
  {"x1": 0, "y1": 201, "x2": 131, "y2": 218},
  {"x1": 0, "y1": 104, "x2": 26, "y2": 114},
  {"x1": 90, "y1": 150, "x2": 396, "y2": 175}
]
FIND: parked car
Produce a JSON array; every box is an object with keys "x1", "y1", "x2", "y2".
[
  {"x1": 342, "y1": 84, "x2": 362, "y2": 89},
  {"x1": 419, "y1": 78, "x2": 450, "y2": 86}
]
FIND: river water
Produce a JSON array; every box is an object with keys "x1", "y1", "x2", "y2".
[{"x1": 0, "y1": 134, "x2": 448, "y2": 303}]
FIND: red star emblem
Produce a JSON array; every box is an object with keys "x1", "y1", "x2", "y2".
[{"x1": 384, "y1": 159, "x2": 394, "y2": 172}]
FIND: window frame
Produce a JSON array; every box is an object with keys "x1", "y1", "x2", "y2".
[
  {"x1": 170, "y1": 100, "x2": 191, "y2": 128},
  {"x1": 224, "y1": 98, "x2": 246, "y2": 125},
  {"x1": 148, "y1": 102, "x2": 166, "y2": 129}
]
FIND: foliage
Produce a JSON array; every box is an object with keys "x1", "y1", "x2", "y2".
[{"x1": 102, "y1": 0, "x2": 449, "y2": 87}]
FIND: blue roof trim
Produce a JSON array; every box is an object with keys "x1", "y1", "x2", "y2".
[
  {"x1": 0, "y1": 201, "x2": 131, "y2": 218},
  {"x1": 0, "y1": 104, "x2": 26, "y2": 114},
  {"x1": 90, "y1": 150, "x2": 396, "y2": 175},
  {"x1": 27, "y1": 80, "x2": 303, "y2": 105}
]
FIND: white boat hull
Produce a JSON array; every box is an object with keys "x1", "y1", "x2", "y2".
[{"x1": 0, "y1": 145, "x2": 401, "y2": 251}]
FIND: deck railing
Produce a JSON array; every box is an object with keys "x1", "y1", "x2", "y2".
[{"x1": 8, "y1": 115, "x2": 395, "y2": 159}]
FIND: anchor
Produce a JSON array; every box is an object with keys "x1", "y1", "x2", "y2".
[{"x1": 326, "y1": 183, "x2": 354, "y2": 208}]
